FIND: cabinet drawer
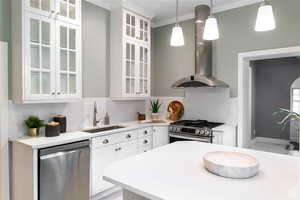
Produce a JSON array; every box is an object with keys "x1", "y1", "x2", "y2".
[
  {"x1": 138, "y1": 127, "x2": 152, "y2": 138},
  {"x1": 92, "y1": 130, "x2": 138, "y2": 148},
  {"x1": 138, "y1": 136, "x2": 152, "y2": 147},
  {"x1": 138, "y1": 145, "x2": 152, "y2": 153}
]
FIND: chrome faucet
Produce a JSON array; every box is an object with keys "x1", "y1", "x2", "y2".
[{"x1": 93, "y1": 102, "x2": 100, "y2": 127}]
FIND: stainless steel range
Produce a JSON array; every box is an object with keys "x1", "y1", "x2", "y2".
[{"x1": 169, "y1": 120, "x2": 224, "y2": 143}]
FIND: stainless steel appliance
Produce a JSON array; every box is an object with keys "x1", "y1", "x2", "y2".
[
  {"x1": 171, "y1": 5, "x2": 228, "y2": 88},
  {"x1": 39, "y1": 140, "x2": 90, "y2": 200},
  {"x1": 169, "y1": 120, "x2": 223, "y2": 143}
]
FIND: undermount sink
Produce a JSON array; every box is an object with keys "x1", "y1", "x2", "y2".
[{"x1": 84, "y1": 125, "x2": 126, "y2": 133}]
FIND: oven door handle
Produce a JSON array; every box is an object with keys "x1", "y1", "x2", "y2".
[{"x1": 168, "y1": 134, "x2": 211, "y2": 142}]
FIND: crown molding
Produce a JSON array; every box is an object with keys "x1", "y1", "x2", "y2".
[
  {"x1": 84, "y1": 0, "x2": 155, "y2": 19},
  {"x1": 152, "y1": 0, "x2": 263, "y2": 28},
  {"x1": 84, "y1": 0, "x2": 112, "y2": 10}
]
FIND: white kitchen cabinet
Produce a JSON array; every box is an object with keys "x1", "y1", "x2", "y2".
[
  {"x1": 12, "y1": 0, "x2": 82, "y2": 103},
  {"x1": 25, "y1": 0, "x2": 81, "y2": 25},
  {"x1": 153, "y1": 126, "x2": 169, "y2": 148},
  {"x1": 110, "y1": 8, "x2": 151, "y2": 98},
  {"x1": 92, "y1": 138, "x2": 138, "y2": 196},
  {"x1": 124, "y1": 10, "x2": 150, "y2": 45},
  {"x1": 55, "y1": 0, "x2": 81, "y2": 25},
  {"x1": 55, "y1": 20, "x2": 81, "y2": 98}
]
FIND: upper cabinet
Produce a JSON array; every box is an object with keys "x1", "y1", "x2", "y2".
[
  {"x1": 25, "y1": 0, "x2": 81, "y2": 25},
  {"x1": 110, "y1": 8, "x2": 151, "y2": 98},
  {"x1": 124, "y1": 10, "x2": 150, "y2": 45},
  {"x1": 12, "y1": 0, "x2": 82, "y2": 103}
]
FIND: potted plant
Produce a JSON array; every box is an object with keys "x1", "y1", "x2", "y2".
[
  {"x1": 150, "y1": 99, "x2": 162, "y2": 120},
  {"x1": 273, "y1": 108, "x2": 300, "y2": 156},
  {"x1": 24, "y1": 116, "x2": 45, "y2": 137}
]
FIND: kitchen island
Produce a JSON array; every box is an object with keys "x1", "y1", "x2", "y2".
[{"x1": 104, "y1": 141, "x2": 300, "y2": 200}]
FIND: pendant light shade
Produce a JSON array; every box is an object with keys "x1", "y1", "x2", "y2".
[
  {"x1": 203, "y1": 0, "x2": 219, "y2": 40},
  {"x1": 203, "y1": 16, "x2": 219, "y2": 40},
  {"x1": 255, "y1": 1, "x2": 276, "y2": 32},
  {"x1": 170, "y1": 0, "x2": 184, "y2": 47},
  {"x1": 171, "y1": 25, "x2": 185, "y2": 46}
]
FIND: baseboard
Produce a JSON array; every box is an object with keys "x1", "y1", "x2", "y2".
[{"x1": 253, "y1": 137, "x2": 290, "y2": 145}]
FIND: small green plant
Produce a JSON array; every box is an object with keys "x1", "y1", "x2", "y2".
[
  {"x1": 273, "y1": 108, "x2": 300, "y2": 129},
  {"x1": 24, "y1": 116, "x2": 45, "y2": 129},
  {"x1": 150, "y1": 99, "x2": 162, "y2": 113}
]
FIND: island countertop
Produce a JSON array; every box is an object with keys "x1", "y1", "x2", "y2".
[{"x1": 104, "y1": 141, "x2": 300, "y2": 200}]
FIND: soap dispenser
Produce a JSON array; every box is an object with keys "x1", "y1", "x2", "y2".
[{"x1": 104, "y1": 112, "x2": 110, "y2": 125}]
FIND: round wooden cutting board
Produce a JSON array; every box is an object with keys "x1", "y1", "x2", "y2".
[{"x1": 203, "y1": 151, "x2": 259, "y2": 179}]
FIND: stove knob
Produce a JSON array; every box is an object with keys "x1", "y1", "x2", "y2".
[
  {"x1": 200, "y1": 130, "x2": 205, "y2": 135},
  {"x1": 195, "y1": 129, "x2": 200, "y2": 135},
  {"x1": 205, "y1": 130, "x2": 211, "y2": 136}
]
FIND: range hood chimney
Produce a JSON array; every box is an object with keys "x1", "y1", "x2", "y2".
[{"x1": 171, "y1": 5, "x2": 228, "y2": 88}]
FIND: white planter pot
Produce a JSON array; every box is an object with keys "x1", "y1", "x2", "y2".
[{"x1": 150, "y1": 113, "x2": 160, "y2": 120}]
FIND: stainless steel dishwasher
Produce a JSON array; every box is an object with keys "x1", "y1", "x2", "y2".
[{"x1": 39, "y1": 140, "x2": 90, "y2": 200}]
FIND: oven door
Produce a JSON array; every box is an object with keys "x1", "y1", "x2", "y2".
[{"x1": 169, "y1": 134, "x2": 212, "y2": 143}]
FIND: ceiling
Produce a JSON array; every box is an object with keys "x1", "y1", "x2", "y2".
[{"x1": 88, "y1": 0, "x2": 262, "y2": 27}]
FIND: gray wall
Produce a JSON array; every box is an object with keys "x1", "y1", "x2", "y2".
[
  {"x1": 82, "y1": 1, "x2": 110, "y2": 97},
  {"x1": 253, "y1": 57, "x2": 300, "y2": 140},
  {"x1": 152, "y1": 0, "x2": 300, "y2": 97}
]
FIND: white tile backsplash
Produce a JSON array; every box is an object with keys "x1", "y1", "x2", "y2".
[
  {"x1": 183, "y1": 88, "x2": 238, "y2": 125},
  {"x1": 8, "y1": 92, "x2": 237, "y2": 139},
  {"x1": 8, "y1": 98, "x2": 146, "y2": 139}
]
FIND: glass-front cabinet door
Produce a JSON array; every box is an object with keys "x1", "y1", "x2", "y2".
[
  {"x1": 138, "y1": 45, "x2": 150, "y2": 96},
  {"x1": 124, "y1": 11, "x2": 137, "y2": 41},
  {"x1": 25, "y1": 13, "x2": 56, "y2": 100},
  {"x1": 25, "y1": 0, "x2": 54, "y2": 17},
  {"x1": 124, "y1": 41, "x2": 137, "y2": 96},
  {"x1": 138, "y1": 18, "x2": 150, "y2": 44},
  {"x1": 56, "y1": 21, "x2": 81, "y2": 99},
  {"x1": 56, "y1": 0, "x2": 81, "y2": 25},
  {"x1": 123, "y1": 10, "x2": 150, "y2": 45}
]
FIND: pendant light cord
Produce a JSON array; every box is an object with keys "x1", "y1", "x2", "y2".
[
  {"x1": 210, "y1": 0, "x2": 213, "y2": 16},
  {"x1": 176, "y1": 0, "x2": 179, "y2": 24}
]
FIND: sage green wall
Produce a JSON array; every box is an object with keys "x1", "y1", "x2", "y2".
[
  {"x1": 0, "y1": 0, "x2": 11, "y2": 98},
  {"x1": 82, "y1": 1, "x2": 110, "y2": 97},
  {"x1": 152, "y1": 0, "x2": 300, "y2": 97},
  {"x1": 151, "y1": 20, "x2": 195, "y2": 97}
]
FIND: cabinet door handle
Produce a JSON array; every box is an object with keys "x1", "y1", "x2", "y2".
[
  {"x1": 57, "y1": 92, "x2": 61, "y2": 95},
  {"x1": 115, "y1": 147, "x2": 122, "y2": 151},
  {"x1": 126, "y1": 134, "x2": 131, "y2": 139},
  {"x1": 103, "y1": 139, "x2": 109, "y2": 144},
  {"x1": 51, "y1": 92, "x2": 55, "y2": 95},
  {"x1": 49, "y1": 10, "x2": 55, "y2": 18},
  {"x1": 143, "y1": 140, "x2": 148, "y2": 144},
  {"x1": 144, "y1": 130, "x2": 148, "y2": 135}
]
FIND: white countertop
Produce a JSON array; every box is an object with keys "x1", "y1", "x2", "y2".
[
  {"x1": 104, "y1": 142, "x2": 300, "y2": 200},
  {"x1": 11, "y1": 120, "x2": 236, "y2": 149},
  {"x1": 10, "y1": 120, "x2": 171, "y2": 149}
]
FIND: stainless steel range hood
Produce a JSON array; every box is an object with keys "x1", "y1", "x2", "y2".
[{"x1": 171, "y1": 5, "x2": 228, "y2": 88}]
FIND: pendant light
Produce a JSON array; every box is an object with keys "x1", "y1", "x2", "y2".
[
  {"x1": 255, "y1": 0, "x2": 276, "y2": 32},
  {"x1": 170, "y1": 0, "x2": 185, "y2": 46},
  {"x1": 203, "y1": 0, "x2": 219, "y2": 40}
]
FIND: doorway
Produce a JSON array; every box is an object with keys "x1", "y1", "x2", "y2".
[
  {"x1": 249, "y1": 57, "x2": 300, "y2": 154},
  {"x1": 238, "y1": 46, "x2": 300, "y2": 152}
]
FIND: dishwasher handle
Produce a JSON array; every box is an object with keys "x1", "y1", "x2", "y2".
[
  {"x1": 40, "y1": 150, "x2": 77, "y2": 160},
  {"x1": 39, "y1": 140, "x2": 90, "y2": 156}
]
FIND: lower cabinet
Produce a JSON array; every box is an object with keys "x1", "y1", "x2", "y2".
[
  {"x1": 153, "y1": 126, "x2": 169, "y2": 148},
  {"x1": 91, "y1": 140, "x2": 138, "y2": 196},
  {"x1": 91, "y1": 126, "x2": 169, "y2": 197}
]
